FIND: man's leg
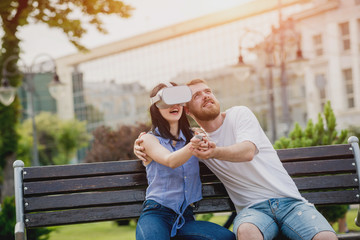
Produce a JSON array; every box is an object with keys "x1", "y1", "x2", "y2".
[
  {"x1": 277, "y1": 198, "x2": 337, "y2": 240},
  {"x1": 237, "y1": 223, "x2": 264, "y2": 240},
  {"x1": 233, "y1": 201, "x2": 279, "y2": 240},
  {"x1": 312, "y1": 231, "x2": 338, "y2": 240}
]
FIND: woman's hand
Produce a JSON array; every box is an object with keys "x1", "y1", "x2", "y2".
[
  {"x1": 133, "y1": 132, "x2": 150, "y2": 162},
  {"x1": 190, "y1": 133, "x2": 209, "y2": 152}
]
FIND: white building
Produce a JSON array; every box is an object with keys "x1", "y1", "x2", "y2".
[{"x1": 55, "y1": 0, "x2": 360, "y2": 142}]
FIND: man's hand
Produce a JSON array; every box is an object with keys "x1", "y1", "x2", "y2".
[
  {"x1": 133, "y1": 132, "x2": 148, "y2": 162},
  {"x1": 191, "y1": 134, "x2": 209, "y2": 152},
  {"x1": 191, "y1": 137, "x2": 216, "y2": 160}
]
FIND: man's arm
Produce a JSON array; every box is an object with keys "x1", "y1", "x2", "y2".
[
  {"x1": 134, "y1": 136, "x2": 148, "y2": 162},
  {"x1": 191, "y1": 139, "x2": 256, "y2": 162}
]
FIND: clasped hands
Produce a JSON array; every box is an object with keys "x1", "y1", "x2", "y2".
[{"x1": 133, "y1": 132, "x2": 216, "y2": 163}]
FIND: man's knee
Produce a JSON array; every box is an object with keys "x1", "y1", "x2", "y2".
[
  {"x1": 237, "y1": 223, "x2": 263, "y2": 240},
  {"x1": 312, "y1": 231, "x2": 338, "y2": 240}
]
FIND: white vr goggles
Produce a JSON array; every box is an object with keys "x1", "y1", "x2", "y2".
[{"x1": 150, "y1": 83, "x2": 192, "y2": 109}]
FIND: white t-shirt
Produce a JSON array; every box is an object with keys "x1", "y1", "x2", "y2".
[{"x1": 201, "y1": 106, "x2": 306, "y2": 212}]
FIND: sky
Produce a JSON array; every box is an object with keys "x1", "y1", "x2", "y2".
[{"x1": 18, "y1": 0, "x2": 253, "y2": 65}]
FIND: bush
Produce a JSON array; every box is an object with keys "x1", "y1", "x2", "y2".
[
  {"x1": 274, "y1": 101, "x2": 349, "y2": 222},
  {"x1": 0, "y1": 196, "x2": 53, "y2": 240}
]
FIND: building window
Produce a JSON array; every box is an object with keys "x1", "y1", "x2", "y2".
[
  {"x1": 313, "y1": 34, "x2": 323, "y2": 56},
  {"x1": 339, "y1": 22, "x2": 351, "y2": 51},
  {"x1": 358, "y1": 19, "x2": 360, "y2": 52},
  {"x1": 315, "y1": 74, "x2": 327, "y2": 111},
  {"x1": 343, "y1": 68, "x2": 354, "y2": 109}
]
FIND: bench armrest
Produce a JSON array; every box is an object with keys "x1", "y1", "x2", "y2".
[
  {"x1": 349, "y1": 136, "x2": 360, "y2": 227},
  {"x1": 13, "y1": 160, "x2": 26, "y2": 240}
]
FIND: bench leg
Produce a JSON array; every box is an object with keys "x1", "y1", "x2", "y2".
[
  {"x1": 15, "y1": 222, "x2": 25, "y2": 240},
  {"x1": 13, "y1": 160, "x2": 26, "y2": 240}
]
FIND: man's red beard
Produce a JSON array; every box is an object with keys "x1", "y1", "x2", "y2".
[{"x1": 190, "y1": 99, "x2": 220, "y2": 121}]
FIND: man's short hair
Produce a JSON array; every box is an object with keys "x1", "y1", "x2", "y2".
[{"x1": 186, "y1": 79, "x2": 207, "y2": 86}]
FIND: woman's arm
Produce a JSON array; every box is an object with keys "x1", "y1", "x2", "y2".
[{"x1": 140, "y1": 133, "x2": 197, "y2": 169}]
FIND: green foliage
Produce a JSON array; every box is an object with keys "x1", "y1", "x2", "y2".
[
  {"x1": 1, "y1": 0, "x2": 133, "y2": 52},
  {"x1": 317, "y1": 205, "x2": 349, "y2": 223},
  {"x1": 0, "y1": 0, "x2": 133, "y2": 199},
  {"x1": 273, "y1": 101, "x2": 349, "y2": 224},
  {"x1": 0, "y1": 196, "x2": 52, "y2": 240},
  {"x1": 0, "y1": 97, "x2": 21, "y2": 168},
  {"x1": 17, "y1": 112, "x2": 90, "y2": 166},
  {"x1": 85, "y1": 123, "x2": 149, "y2": 162},
  {"x1": 348, "y1": 125, "x2": 360, "y2": 140},
  {"x1": 0, "y1": 196, "x2": 15, "y2": 239},
  {"x1": 274, "y1": 101, "x2": 348, "y2": 149}
]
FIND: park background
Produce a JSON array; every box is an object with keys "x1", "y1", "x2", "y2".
[{"x1": 1, "y1": 0, "x2": 360, "y2": 239}]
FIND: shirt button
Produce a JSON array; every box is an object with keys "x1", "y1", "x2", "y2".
[{"x1": 184, "y1": 176, "x2": 187, "y2": 179}]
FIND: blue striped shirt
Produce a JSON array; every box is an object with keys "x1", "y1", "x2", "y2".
[{"x1": 145, "y1": 128, "x2": 202, "y2": 236}]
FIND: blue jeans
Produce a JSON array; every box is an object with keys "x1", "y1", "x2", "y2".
[
  {"x1": 233, "y1": 198, "x2": 335, "y2": 240},
  {"x1": 136, "y1": 200, "x2": 235, "y2": 240}
]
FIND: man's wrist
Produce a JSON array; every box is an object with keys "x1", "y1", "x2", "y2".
[{"x1": 212, "y1": 147, "x2": 221, "y2": 159}]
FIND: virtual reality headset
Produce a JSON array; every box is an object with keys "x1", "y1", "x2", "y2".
[{"x1": 150, "y1": 83, "x2": 192, "y2": 109}]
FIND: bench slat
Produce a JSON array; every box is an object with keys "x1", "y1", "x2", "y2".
[
  {"x1": 23, "y1": 173, "x2": 147, "y2": 196},
  {"x1": 201, "y1": 158, "x2": 356, "y2": 177},
  {"x1": 25, "y1": 204, "x2": 143, "y2": 228},
  {"x1": 283, "y1": 158, "x2": 356, "y2": 176},
  {"x1": 24, "y1": 183, "x2": 228, "y2": 212},
  {"x1": 277, "y1": 144, "x2": 353, "y2": 162},
  {"x1": 24, "y1": 189, "x2": 146, "y2": 212},
  {"x1": 301, "y1": 189, "x2": 359, "y2": 205},
  {"x1": 23, "y1": 160, "x2": 145, "y2": 181},
  {"x1": 24, "y1": 198, "x2": 234, "y2": 228},
  {"x1": 294, "y1": 174, "x2": 358, "y2": 191}
]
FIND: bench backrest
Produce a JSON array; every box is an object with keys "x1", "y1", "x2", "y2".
[{"x1": 14, "y1": 138, "x2": 360, "y2": 229}]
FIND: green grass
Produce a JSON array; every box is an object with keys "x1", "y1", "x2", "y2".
[
  {"x1": 48, "y1": 209, "x2": 360, "y2": 240},
  {"x1": 48, "y1": 221, "x2": 137, "y2": 240}
]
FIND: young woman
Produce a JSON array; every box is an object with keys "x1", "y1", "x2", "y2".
[{"x1": 135, "y1": 82, "x2": 235, "y2": 240}]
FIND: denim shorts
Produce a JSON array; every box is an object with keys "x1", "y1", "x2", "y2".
[{"x1": 233, "y1": 198, "x2": 335, "y2": 240}]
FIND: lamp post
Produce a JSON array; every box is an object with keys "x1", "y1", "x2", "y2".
[
  {"x1": 275, "y1": 0, "x2": 308, "y2": 135},
  {"x1": 234, "y1": 14, "x2": 307, "y2": 140},
  {"x1": 234, "y1": 8, "x2": 307, "y2": 142},
  {"x1": 0, "y1": 54, "x2": 64, "y2": 166},
  {"x1": 233, "y1": 28, "x2": 278, "y2": 142}
]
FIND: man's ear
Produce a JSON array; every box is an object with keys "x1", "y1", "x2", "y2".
[{"x1": 184, "y1": 106, "x2": 190, "y2": 115}]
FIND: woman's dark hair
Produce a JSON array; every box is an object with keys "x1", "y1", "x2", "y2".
[{"x1": 149, "y1": 82, "x2": 193, "y2": 143}]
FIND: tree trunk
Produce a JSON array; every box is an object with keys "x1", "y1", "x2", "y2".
[{"x1": 1, "y1": 153, "x2": 16, "y2": 202}]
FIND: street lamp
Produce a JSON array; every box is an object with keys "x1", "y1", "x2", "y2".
[
  {"x1": 233, "y1": 28, "x2": 278, "y2": 142},
  {"x1": 274, "y1": 0, "x2": 308, "y2": 135},
  {"x1": 0, "y1": 54, "x2": 65, "y2": 166},
  {"x1": 235, "y1": 14, "x2": 307, "y2": 140}
]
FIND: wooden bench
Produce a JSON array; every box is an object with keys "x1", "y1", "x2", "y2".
[{"x1": 13, "y1": 136, "x2": 360, "y2": 240}]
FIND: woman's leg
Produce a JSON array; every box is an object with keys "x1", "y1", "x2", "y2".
[
  {"x1": 175, "y1": 217, "x2": 235, "y2": 240},
  {"x1": 136, "y1": 200, "x2": 174, "y2": 240}
]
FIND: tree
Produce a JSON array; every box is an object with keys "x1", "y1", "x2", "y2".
[
  {"x1": 274, "y1": 101, "x2": 349, "y2": 225},
  {"x1": 17, "y1": 112, "x2": 90, "y2": 166},
  {"x1": 0, "y1": 0, "x2": 133, "y2": 200},
  {"x1": 85, "y1": 123, "x2": 149, "y2": 163}
]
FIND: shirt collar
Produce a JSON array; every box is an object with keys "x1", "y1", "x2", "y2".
[{"x1": 154, "y1": 127, "x2": 187, "y2": 144}]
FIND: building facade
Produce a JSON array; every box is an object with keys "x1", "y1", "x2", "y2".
[{"x1": 54, "y1": 0, "x2": 360, "y2": 150}]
